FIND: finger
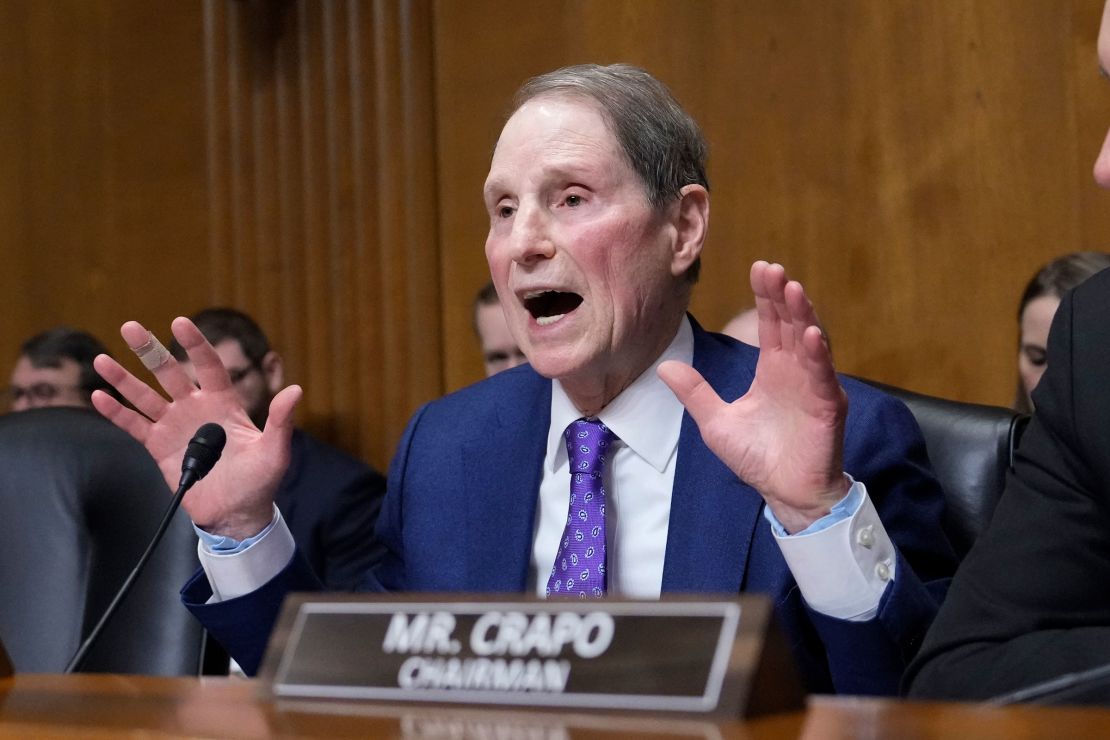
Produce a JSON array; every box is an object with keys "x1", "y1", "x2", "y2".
[
  {"x1": 170, "y1": 317, "x2": 233, "y2": 393},
  {"x1": 760, "y1": 263, "x2": 793, "y2": 351},
  {"x1": 120, "y1": 321, "x2": 196, "y2": 399},
  {"x1": 801, "y1": 325, "x2": 843, "y2": 404},
  {"x1": 657, "y1": 361, "x2": 727, "y2": 428},
  {"x1": 751, "y1": 261, "x2": 783, "y2": 351},
  {"x1": 93, "y1": 353, "x2": 170, "y2": 421},
  {"x1": 259, "y1": 385, "x2": 302, "y2": 470},
  {"x1": 784, "y1": 280, "x2": 820, "y2": 352},
  {"x1": 262, "y1": 384, "x2": 303, "y2": 441},
  {"x1": 91, "y1": 388, "x2": 152, "y2": 445}
]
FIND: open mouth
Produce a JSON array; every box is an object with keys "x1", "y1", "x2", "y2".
[{"x1": 523, "y1": 290, "x2": 583, "y2": 326}]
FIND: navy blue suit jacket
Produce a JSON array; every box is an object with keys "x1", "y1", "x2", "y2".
[{"x1": 186, "y1": 319, "x2": 955, "y2": 693}]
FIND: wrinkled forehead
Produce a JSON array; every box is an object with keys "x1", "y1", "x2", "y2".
[
  {"x1": 485, "y1": 93, "x2": 645, "y2": 201},
  {"x1": 492, "y1": 93, "x2": 620, "y2": 163}
]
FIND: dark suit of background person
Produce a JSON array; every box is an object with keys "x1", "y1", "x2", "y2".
[
  {"x1": 184, "y1": 321, "x2": 956, "y2": 695},
  {"x1": 907, "y1": 266, "x2": 1110, "y2": 702},
  {"x1": 279, "y1": 429, "x2": 386, "y2": 591}
]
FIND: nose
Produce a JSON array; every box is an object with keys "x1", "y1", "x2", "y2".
[
  {"x1": 1095, "y1": 126, "x2": 1110, "y2": 189},
  {"x1": 508, "y1": 202, "x2": 556, "y2": 266}
]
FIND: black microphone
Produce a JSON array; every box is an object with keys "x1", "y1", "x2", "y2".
[
  {"x1": 988, "y1": 662, "x2": 1110, "y2": 706},
  {"x1": 178, "y1": 422, "x2": 228, "y2": 491},
  {"x1": 64, "y1": 423, "x2": 227, "y2": 673}
]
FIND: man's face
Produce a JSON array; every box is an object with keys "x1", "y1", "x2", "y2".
[
  {"x1": 7, "y1": 355, "x2": 89, "y2": 411},
  {"x1": 482, "y1": 96, "x2": 691, "y2": 406},
  {"x1": 1097, "y1": 1, "x2": 1110, "y2": 188},
  {"x1": 475, "y1": 300, "x2": 527, "y2": 377},
  {"x1": 180, "y1": 340, "x2": 277, "y2": 428}
]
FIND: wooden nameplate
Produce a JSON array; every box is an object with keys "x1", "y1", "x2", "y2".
[{"x1": 257, "y1": 594, "x2": 803, "y2": 718}]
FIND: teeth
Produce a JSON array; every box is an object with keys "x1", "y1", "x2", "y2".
[{"x1": 536, "y1": 314, "x2": 566, "y2": 326}]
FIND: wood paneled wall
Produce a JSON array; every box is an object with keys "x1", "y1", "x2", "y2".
[
  {"x1": 434, "y1": 0, "x2": 1110, "y2": 402},
  {"x1": 0, "y1": 0, "x2": 440, "y2": 470},
  {"x1": 3, "y1": 0, "x2": 1109, "y2": 471},
  {"x1": 201, "y1": 0, "x2": 440, "y2": 468}
]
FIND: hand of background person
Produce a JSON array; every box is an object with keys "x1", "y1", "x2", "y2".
[
  {"x1": 659, "y1": 261, "x2": 849, "y2": 533},
  {"x1": 92, "y1": 317, "x2": 302, "y2": 540}
]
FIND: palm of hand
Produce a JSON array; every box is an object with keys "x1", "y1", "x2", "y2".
[
  {"x1": 145, "y1": 387, "x2": 285, "y2": 532},
  {"x1": 699, "y1": 344, "x2": 847, "y2": 516},
  {"x1": 91, "y1": 318, "x2": 301, "y2": 540},
  {"x1": 658, "y1": 261, "x2": 851, "y2": 534}
]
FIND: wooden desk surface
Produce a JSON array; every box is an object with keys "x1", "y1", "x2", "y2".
[{"x1": 2, "y1": 674, "x2": 1110, "y2": 738}]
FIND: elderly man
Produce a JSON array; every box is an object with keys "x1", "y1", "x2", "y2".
[
  {"x1": 907, "y1": 0, "x2": 1110, "y2": 703},
  {"x1": 93, "y1": 64, "x2": 953, "y2": 694}
]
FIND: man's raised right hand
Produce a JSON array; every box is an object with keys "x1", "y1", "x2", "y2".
[{"x1": 92, "y1": 317, "x2": 302, "y2": 540}]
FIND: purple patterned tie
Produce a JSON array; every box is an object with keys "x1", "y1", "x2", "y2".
[{"x1": 546, "y1": 418, "x2": 618, "y2": 598}]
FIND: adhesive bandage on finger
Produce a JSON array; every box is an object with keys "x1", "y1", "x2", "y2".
[{"x1": 131, "y1": 332, "x2": 172, "y2": 370}]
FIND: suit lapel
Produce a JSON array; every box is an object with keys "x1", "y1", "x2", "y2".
[
  {"x1": 462, "y1": 372, "x2": 551, "y2": 592},
  {"x1": 662, "y1": 320, "x2": 766, "y2": 594}
]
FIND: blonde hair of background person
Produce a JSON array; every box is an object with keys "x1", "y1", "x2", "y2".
[{"x1": 1014, "y1": 252, "x2": 1110, "y2": 414}]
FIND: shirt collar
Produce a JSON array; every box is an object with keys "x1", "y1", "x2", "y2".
[{"x1": 547, "y1": 316, "x2": 694, "y2": 473}]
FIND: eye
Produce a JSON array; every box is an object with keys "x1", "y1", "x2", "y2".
[
  {"x1": 1023, "y1": 347, "x2": 1047, "y2": 367},
  {"x1": 564, "y1": 194, "x2": 583, "y2": 207},
  {"x1": 497, "y1": 204, "x2": 515, "y2": 219}
]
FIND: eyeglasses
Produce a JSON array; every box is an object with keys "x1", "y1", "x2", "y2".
[
  {"x1": 226, "y1": 365, "x2": 261, "y2": 385},
  {"x1": 5, "y1": 383, "x2": 84, "y2": 407}
]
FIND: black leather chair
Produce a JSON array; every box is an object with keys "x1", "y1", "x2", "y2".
[
  {"x1": 861, "y1": 380, "x2": 1029, "y2": 558},
  {"x1": 0, "y1": 407, "x2": 205, "y2": 674}
]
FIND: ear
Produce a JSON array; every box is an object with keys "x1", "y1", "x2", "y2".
[
  {"x1": 260, "y1": 350, "x2": 285, "y2": 394},
  {"x1": 669, "y1": 184, "x2": 709, "y2": 277}
]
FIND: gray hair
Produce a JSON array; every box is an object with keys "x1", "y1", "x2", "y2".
[{"x1": 512, "y1": 64, "x2": 709, "y2": 281}]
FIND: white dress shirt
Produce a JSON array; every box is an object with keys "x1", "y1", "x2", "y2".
[{"x1": 529, "y1": 316, "x2": 693, "y2": 597}]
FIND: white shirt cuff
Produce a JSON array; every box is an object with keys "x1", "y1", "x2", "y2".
[
  {"x1": 769, "y1": 481, "x2": 896, "y2": 621},
  {"x1": 197, "y1": 508, "x2": 296, "y2": 602}
]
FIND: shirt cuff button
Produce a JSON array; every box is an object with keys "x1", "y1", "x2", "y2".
[{"x1": 856, "y1": 524, "x2": 875, "y2": 548}]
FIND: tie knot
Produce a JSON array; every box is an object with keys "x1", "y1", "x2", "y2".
[{"x1": 564, "y1": 418, "x2": 618, "y2": 476}]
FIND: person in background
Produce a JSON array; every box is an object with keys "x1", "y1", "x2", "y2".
[
  {"x1": 1014, "y1": 251, "x2": 1110, "y2": 413},
  {"x1": 473, "y1": 280, "x2": 528, "y2": 376},
  {"x1": 6, "y1": 327, "x2": 117, "y2": 412},
  {"x1": 170, "y1": 307, "x2": 387, "y2": 591},
  {"x1": 906, "y1": 0, "x2": 1110, "y2": 703},
  {"x1": 720, "y1": 307, "x2": 759, "y2": 346}
]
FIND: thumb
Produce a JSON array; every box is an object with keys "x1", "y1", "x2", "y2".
[
  {"x1": 658, "y1": 360, "x2": 726, "y2": 427},
  {"x1": 262, "y1": 384, "x2": 303, "y2": 446}
]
